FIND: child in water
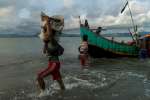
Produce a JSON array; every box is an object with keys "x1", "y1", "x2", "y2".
[
  {"x1": 79, "y1": 35, "x2": 89, "y2": 68},
  {"x1": 36, "y1": 12, "x2": 65, "y2": 97}
]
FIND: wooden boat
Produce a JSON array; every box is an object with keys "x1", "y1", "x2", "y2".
[
  {"x1": 80, "y1": 26, "x2": 140, "y2": 58},
  {"x1": 79, "y1": 1, "x2": 150, "y2": 58}
]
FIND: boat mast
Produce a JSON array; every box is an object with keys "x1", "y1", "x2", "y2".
[
  {"x1": 124, "y1": 0, "x2": 138, "y2": 45},
  {"x1": 126, "y1": 0, "x2": 136, "y2": 34},
  {"x1": 78, "y1": 16, "x2": 81, "y2": 25}
]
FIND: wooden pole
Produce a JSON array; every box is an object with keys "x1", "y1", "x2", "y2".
[
  {"x1": 126, "y1": 0, "x2": 136, "y2": 33},
  {"x1": 128, "y1": 28, "x2": 135, "y2": 42},
  {"x1": 125, "y1": 0, "x2": 138, "y2": 45},
  {"x1": 78, "y1": 16, "x2": 81, "y2": 26}
]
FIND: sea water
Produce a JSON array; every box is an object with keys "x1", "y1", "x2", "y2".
[{"x1": 0, "y1": 37, "x2": 150, "y2": 100}]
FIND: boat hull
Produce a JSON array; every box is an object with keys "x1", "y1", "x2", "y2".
[
  {"x1": 88, "y1": 44, "x2": 138, "y2": 58},
  {"x1": 80, "y1": 26, "x2": 139, "y2": 58}
]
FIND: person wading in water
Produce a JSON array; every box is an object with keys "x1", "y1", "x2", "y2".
[
  {"x1": 78, "y1": 35, "x2": 89, "y2": 68},
  {"x1": 37, "y1": 12, "x2": 65, "y2": 97}
]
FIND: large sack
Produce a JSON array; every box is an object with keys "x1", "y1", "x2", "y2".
[
  {"x1": 39, "y1": 12, "x2": 64, "y2": 41},
  {"x1": 50, "y1": 15, "x2": 64, "y2": 32}
]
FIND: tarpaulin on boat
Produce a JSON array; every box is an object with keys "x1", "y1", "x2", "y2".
[{"x1": 139, "y1": 34, "x2": 150, "y2": 40}]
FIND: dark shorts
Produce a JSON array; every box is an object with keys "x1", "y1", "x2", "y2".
[
  {"x1": 38, "y1": 61, "x2": 61, "y2": 80},
  {"x1": 80, "y1": 54, "x2": 88, "y2": 66},
  {"x1": 139, "y1": 49, "x2": 148, "y2": 59}
]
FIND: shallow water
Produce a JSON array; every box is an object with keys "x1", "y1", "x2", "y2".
[{"x1": 0, "y1": 37, "x2": 150, "y2": 100}]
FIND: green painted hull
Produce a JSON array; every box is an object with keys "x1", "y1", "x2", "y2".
[{"x1": 80, "y1": 26, "x2": 139, "y2": 58}]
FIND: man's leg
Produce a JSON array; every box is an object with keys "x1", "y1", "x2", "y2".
[
  {"x1": 57, "y1": 79, "x2": 65, "y2": 90},
  {"x1": 36, "y1": 67, "x2": 51, "y2": 91},
  {"x1": 36, "y1": 77, "x2": 45, "y2": 91},
  {"x1": 80, "y1": 55, "x2": 85, "y2": 67}
]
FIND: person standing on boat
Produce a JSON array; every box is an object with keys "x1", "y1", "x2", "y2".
[
  {"x1": 84, "y1": 19, "x2": 89, "y2": 28},
  {"x1": 79, "y1": 35, "x2": 89, "y2": 68},
  {"x1": 37, "y1": 12, "x2": 65, "y2": 97},
  {"x1": 96, "y1": 27, "x2": 102, "y2": 35}
]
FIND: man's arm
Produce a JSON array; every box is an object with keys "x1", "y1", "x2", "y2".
[
  {"x1": 45, "y1": 18, "x2": 52, "y2": 39},
  {"x1": 43, "y1": 41, "x2": 48, "y2": 54}
]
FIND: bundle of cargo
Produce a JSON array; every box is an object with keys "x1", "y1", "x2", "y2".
[{"x1": 39, "y1": 12, "x2": 64, "y2": 41}]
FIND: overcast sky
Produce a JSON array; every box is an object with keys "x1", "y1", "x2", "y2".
[{"x1": 0, "y1": 0, "x2": 150, "y2": 34}]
